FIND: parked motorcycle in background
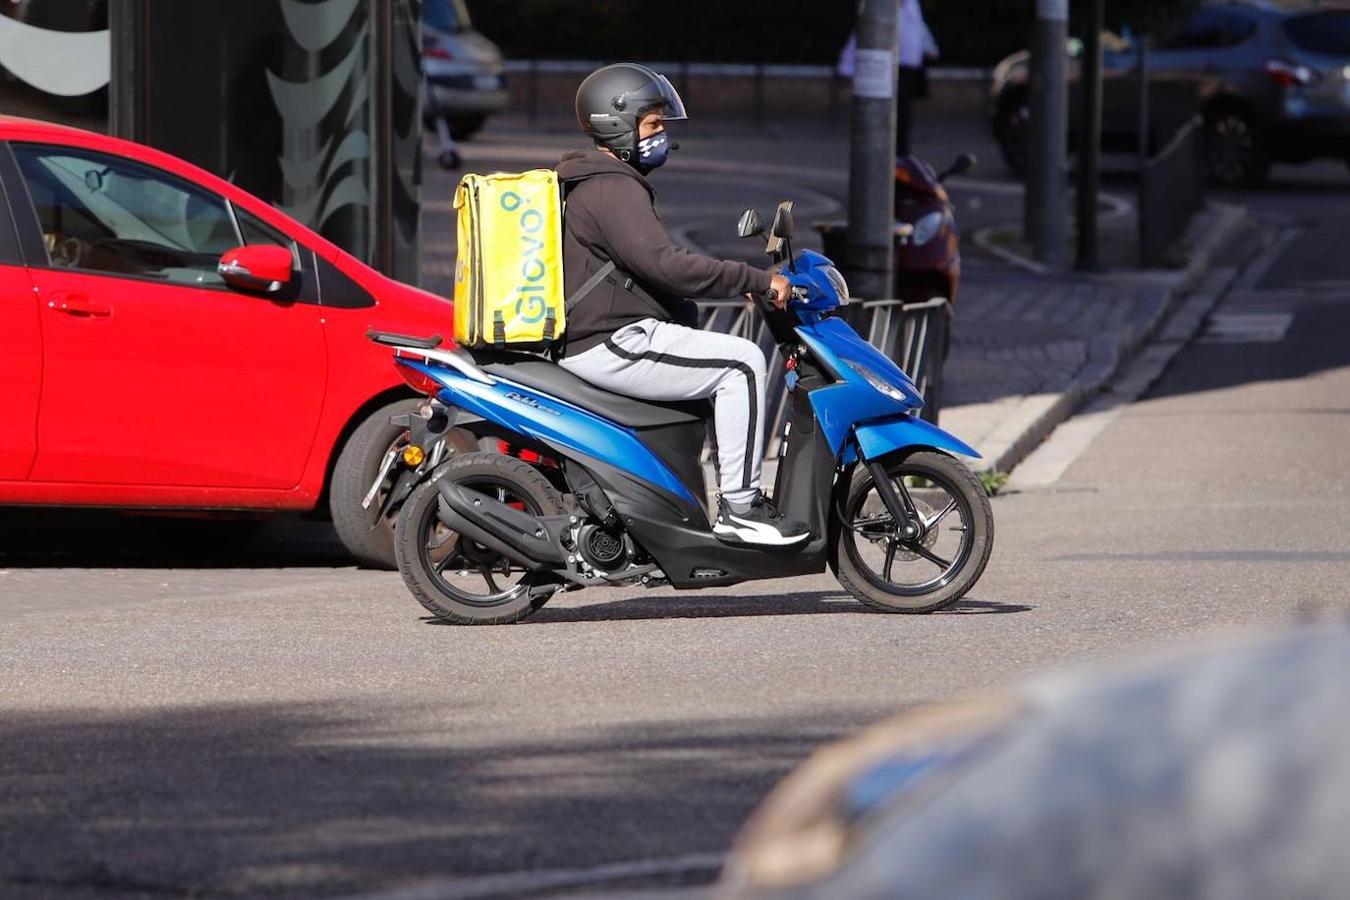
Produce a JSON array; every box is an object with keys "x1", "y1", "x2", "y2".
[
  {"x1": 892, "y1": 152, "x2": 975, "y2": 424},
  {"x1": 818, "y1": 153, "x2": 975, "y2": 425}
]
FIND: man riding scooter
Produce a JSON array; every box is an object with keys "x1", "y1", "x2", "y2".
[{"x1": 554, "y1": 63, "x2": 808, "y2": 546}]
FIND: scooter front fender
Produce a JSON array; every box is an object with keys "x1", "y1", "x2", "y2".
[{"x1": 852, "y1": 415, "x2": 981, "y2": 462}]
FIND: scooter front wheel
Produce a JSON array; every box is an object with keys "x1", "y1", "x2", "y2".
[{"x1": 833, "y1": 451, "x2": 993, "y2": 613}]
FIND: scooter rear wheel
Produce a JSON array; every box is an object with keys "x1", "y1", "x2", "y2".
[
  {"x1": 833, "y1": 451, "x2": 993, "y2": 613},
  {"x1": 395, "y1": 453, "x2": 565, "y2": 625}
]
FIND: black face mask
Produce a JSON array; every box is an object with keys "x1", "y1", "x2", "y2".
[{"x1": 634, "y1": 131, "x2": 675, "y2": 174}]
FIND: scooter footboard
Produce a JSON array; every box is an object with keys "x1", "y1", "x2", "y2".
[{"x1": 853, "y1": 415, "x2": 981, "y2": 461}]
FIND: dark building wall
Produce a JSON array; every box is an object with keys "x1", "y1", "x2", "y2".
[
  {"x1": 135, "y1": 0, "x2": 421, "y2": 283},
  {"x1": 0, "y1": 0, "x2": 422, "y2": 283}
]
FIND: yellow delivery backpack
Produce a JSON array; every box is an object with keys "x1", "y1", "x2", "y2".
[{"x1": 453, "y1": 169, "x2": 566, "y2": 349}]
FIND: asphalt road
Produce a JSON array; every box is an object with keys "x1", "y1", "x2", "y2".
[{"x1": 4, "y1": 143, "x2": 1350, "y2": 898}]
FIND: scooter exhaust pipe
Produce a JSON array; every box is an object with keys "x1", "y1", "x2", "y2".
[{"x1": 434, "y1": 480, "x2": 566, "y2": 569}]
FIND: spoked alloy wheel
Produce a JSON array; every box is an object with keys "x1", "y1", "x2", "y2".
[
  {"x1": 834, "y1": 451, "x2": 993, "y2": 613},
  {"x1": 1205, "y1": 111, "x2": 1269, "y2": 187},
  {"x1": 394, "y1": 453, "x2": 564, "y2": 625}
]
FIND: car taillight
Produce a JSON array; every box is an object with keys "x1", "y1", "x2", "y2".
[
  {"x1": 1265, "y1": 59, "x2": 1320, "y2": 87},
  {"x1": 398, "y1": 365, "x2": 443, "y2": 397},
  {"x1": 425, "y1": 45, "x2": 454, "y2": 60}
]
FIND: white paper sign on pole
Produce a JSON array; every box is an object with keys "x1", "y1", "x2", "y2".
[{"x1": 853, "y1": 48, "x2": 895, "y2": 100}]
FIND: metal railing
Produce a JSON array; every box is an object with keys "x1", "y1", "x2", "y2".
[
  {"x1": 1139, "y1": 115, "x2": 1205, "y2": 268},
  {"x1": 696, "y1": 297, "x2": 947, "y2": 459}
]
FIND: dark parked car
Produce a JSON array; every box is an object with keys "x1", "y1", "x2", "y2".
[{"x1": 990, "y1": 1, "x2": 1350, "y2": 186}]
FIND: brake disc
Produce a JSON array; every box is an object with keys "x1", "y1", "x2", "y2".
[{"x1": 855, "y1": 492, "x2": 940, "y2": 562}]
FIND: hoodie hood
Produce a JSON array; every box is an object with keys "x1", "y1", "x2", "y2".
[{"x1": 556, "y1": 149, "x2": 653, "y2": 199}]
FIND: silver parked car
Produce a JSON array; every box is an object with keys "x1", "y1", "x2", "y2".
[
  {"x1": 989, "y1": 0, "x2": 1350, "y2": 186},
  {"x1": 422, "y1": 0, "x2": 507, "y2": 147}
]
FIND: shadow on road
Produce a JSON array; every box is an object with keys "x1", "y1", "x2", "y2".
[
  {"x1": 0, "y1": 509, "x2": 357, "y2": 570},
  {"x1": 415, "y1": 593, "x2": 1033, "y2": 625},
  {"x1": 0, "y1": 702, "x2": 871, "y2": 897}
]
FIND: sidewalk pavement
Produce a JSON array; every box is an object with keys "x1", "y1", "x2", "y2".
[{"x1": 943, "y1": 200, "x2": 1253, "y2": 477}]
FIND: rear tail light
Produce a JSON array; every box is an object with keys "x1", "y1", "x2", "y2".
[
  {"x1": 425, "y1": 45, "x2": 454, "y2": 61},
  {"x1": 397, "y1": 363, "x2": 443, "y2": 397},
  {"x1": 497, "y1": 440, "x2": 559, "y2": 469},
  {"x1": 1265, "y1": 59, "x2": 1320, "y2": 87}
]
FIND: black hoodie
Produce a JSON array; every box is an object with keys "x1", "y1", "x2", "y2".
[{"x1": 555, "y1": 149, "x2": 774, "y2": 357}]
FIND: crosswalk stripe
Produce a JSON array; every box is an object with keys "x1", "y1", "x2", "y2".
[{"x1": 1197, "y1": 311, "x2": 1294, "y2": 344}]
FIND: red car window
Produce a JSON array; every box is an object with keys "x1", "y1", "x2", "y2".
[
  {"x1": 0, "y1": 178, "x2": 19, "y2": 264},
  {"x1": 12, "y1": 143, "x2": 242, "y2": 288},
  {"x1": 235, "y1": 205, "x2": 292, "y2": 249}
]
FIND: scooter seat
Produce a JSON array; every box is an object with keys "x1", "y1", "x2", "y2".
[{"x1": 473, "y1": 349, "x2": 710, "y2": 429}]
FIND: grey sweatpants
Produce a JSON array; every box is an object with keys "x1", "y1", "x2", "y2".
[{"x1": 561, "y1": 318, "x2": 768, "y2": 507}]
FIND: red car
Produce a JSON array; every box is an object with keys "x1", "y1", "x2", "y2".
[{"x1": 0, "y1": 116, "x2": 464, "y2": 567}]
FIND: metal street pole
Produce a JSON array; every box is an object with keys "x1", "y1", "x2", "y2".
[
  {"x1": 370, "y1": 0, "x2": 395, "y2": 277},
  {"x1": 845, "y1": 0, "x2": 898, "y2": 303},
  {"x1": 1075, "y1": 0, "x2": 1104, "y2": 271},
  {"x1": 108, "y1": 0, "x2": 149, "y2": 142},
  {"x1": 1026, "y1": 0, "x2": 1068, "y2": 267},
  {"x1": 1137, "y1": 34, "x2": 1152, "y2": 268}
]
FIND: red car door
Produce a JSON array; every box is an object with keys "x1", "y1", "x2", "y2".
[
  {"x1": 0, "y1": 175, "x2": 40, "y2": 481},
  {"x1": 9, "y1": 142, "x2": 328, "y2": 491}
]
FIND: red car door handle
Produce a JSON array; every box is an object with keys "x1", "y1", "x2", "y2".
[{"x1": 48, "y1": 292, "x2": 111, "y2": 317}]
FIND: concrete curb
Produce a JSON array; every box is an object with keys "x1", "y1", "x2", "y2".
[
  {"x1": 952, "y1": 201, "x2": 1253, "y2": 475},
  {"x1": 970, "y1": 192, "x2": 1134, "y2": 277}
]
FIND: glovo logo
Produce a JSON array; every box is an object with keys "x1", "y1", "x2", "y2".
[{"x1": 499, "y1": 189, "x2": 548, "y2": 324}]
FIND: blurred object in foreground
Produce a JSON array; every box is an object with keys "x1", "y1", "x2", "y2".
[{"x1": 724, "y1": 620, "x2": 1350, "y2": 899}]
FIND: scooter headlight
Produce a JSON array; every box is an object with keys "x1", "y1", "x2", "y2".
[
  {"x1": 845, "y1": 360, "x2": 910, "y2": 404},
  {"x1": 911, "y1": 210, "x2": 946, "y2": 246},
  {"x1": 822, "y1": 265, "x2": 850, "y2": 305}
]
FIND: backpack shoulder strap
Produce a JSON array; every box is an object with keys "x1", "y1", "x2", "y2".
[
  {"x1": 558, "y1": 171, "x2": 626, "y2": 313},
  {"x1": 564, "y1": 260, "x2": 616, "y2": 314}
]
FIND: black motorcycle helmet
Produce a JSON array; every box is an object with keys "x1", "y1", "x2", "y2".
[{"x1": 575, "y1": 63, "x2": 688, "y2": 163}]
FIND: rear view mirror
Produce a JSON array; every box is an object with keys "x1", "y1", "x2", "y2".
[
  {"x1": 770, "y1": 202, "x2": 795, "y2": 240},
  {"x1": 218, "y1": 245, "x2": 294, "y2": 294},
  {"x1": 737, "y1": 208, "x2": 764, "y2": 238}
]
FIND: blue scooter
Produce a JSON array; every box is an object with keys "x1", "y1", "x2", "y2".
[{"x1": 374, "y1": 202, "x2": 993, "y2": 624}]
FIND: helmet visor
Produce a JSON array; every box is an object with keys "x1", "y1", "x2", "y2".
[{"x1": 650, "y1": 74, "x2": 688, "y2": 120}]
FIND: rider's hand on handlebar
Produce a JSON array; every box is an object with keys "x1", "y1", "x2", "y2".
[
  {"x1": 759, "y1": 274, "x2": 790, "y2": 309},
  {"x1": 744, "y1": 274, "x2": 791, "y2": 309}
]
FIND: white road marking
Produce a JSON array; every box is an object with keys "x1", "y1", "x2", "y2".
[
  {"x1": 1008, "y1": 266, "x2": 1243, "y2": 491},
  {"x1": 1197, "y1": 311, "x2": 1294, "y2": 344},
  {"x1": 1233, "y1": 227, "x2": 1300, "y2": 290}
]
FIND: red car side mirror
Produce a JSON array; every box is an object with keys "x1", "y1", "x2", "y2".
[{"x1": 218, "y1": 245, "x2": 294, "y2": 294}]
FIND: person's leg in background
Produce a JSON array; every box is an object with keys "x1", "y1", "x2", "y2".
[
  {"x1": 896, "y1": 65, "x2": 917, "y2": 157},
  {"x1": 434, "y1": 114, "x2": 461, "y2": 170}
]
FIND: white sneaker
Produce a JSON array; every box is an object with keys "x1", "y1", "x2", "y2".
[{"x1": 713, "y1": 493, "x2": 810, "y2": 546}]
